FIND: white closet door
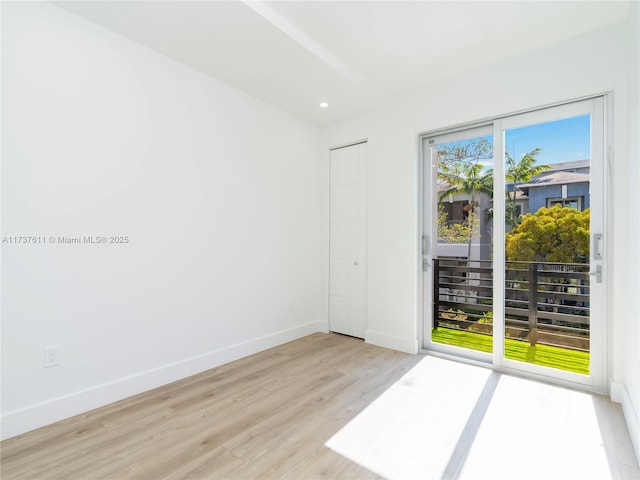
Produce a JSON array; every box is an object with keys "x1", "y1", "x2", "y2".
[{"x1": 329, "y1": 142, "x2": 366, "y2": 338}]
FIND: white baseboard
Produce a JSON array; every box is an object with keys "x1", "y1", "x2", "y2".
[
  {"x1": 610, "y1": 379, "x2": 640, "y2": 464},
  {"x1": 317, "y1": 320, "x2": 330, "y2": 333},
  {"x1": 365, "y1": 329, "x2": 418, "y2": 354},
  {"x1": 1, "y1": 321, "x2": 321, "y2": 441}
]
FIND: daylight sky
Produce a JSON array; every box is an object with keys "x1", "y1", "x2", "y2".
[
  {"x1": 439, "y1": 114, "x2": 591, "y2": 168},
  {"x1": 505, "y1": 114, "x2": 590, "y2": 165}
]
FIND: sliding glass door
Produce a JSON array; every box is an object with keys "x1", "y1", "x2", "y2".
[{"x1": 423, "y1": 97, "x2": 606, "y2": 389}]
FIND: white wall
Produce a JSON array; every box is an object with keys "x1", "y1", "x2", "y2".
[
  {"x1": 320, "y1": 20, "x2": 639, "y2": 446},
  {"x1": 623, "y1": 0, "x2": 640, "y2": 460},
  {"x1": 1, "y1": 2, "x2": 326, "y2": 439}
]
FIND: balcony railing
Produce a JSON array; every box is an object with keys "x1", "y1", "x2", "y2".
[{"x1": 433, "y1": 257, "x2": 590, "y2": 352}]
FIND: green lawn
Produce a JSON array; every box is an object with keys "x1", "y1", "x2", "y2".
[{"x1": 432, "y1": 328, "x2": 589, "y2": 375}]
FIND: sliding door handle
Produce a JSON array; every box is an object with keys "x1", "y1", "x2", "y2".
[
  {"x1": 593, "y1": 233, "x2": 602, "y2": 260},
  {"x1": 589, "y1": 265, "x2": 602, "y2": 283},
  {"x1": 422, "y1": 235, "x2": 430, "y2": 256}
]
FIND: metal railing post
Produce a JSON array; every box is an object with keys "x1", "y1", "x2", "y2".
[
  {"x1": 528, "y1": 262, "x2": 538, "y2": 331},
  {"x1": 433, "y1": 258, "x2": 440, "y2": 329}
]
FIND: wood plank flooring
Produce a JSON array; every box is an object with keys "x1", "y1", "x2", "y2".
[
  {"x1": 1, "y1": 333, "x2": 422, "y2": 479},
  {"x1": 2, "y1": 333, "x2": 638, "y2": 479}
]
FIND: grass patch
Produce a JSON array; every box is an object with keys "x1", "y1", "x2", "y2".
[{"x1": 432, "y1": 328, "x2": 589, "y2": 375}]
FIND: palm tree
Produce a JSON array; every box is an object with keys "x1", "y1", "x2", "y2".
[
  {"x1": 438, "y1": 162, "x2": 494, "y2": 261},
  {"x1": 505, "y1": 148, "x2": 550, "y2": 225}
]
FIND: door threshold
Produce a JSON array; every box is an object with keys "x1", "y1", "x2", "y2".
[{"x1": 420, "y1": 348, "x2": 607, "y2": 396}]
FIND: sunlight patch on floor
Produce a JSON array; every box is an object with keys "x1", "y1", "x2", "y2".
[
  {"x1": 460, "y1": 375, "x2": 609, "y2": 480},
  {"x1": 326, "y1": 355, "x2": 614, "y2": 480},
  {"x1": 326, "y1": 356, "x2": 492, "y2": 479}
]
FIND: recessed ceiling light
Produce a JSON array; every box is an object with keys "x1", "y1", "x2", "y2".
[{"x1": 320, "y1": 102, "x2": 329, "y2": 108}]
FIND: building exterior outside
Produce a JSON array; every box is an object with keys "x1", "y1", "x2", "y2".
[
  {"x1": 518, "y1": 160, "x2": 590, "y2": 214},
  {"x1": 437, "y1": 159, "x2": 590, "y2": 261}
]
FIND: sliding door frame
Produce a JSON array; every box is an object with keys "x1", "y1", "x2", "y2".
[{"x1": 418, "y1": 94, "x2": 610, "y2": 393}]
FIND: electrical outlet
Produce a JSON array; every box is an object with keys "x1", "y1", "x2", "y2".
[{"x1": 44, "y1": 346, "x2": 59, "y2": 368}]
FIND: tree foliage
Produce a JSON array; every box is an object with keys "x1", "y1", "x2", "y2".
[
  {"x1": 437, "y1": 206, "x2": 479, "y2": 243},
  {"x1": 438, "y1": 162, "x2": 494, "y2": 202},
  {"x1": 437, "y1": 139, "x2": 494, "y2": 203},
  {"x1": 437, "y1": 162, "x2": 492, "y2": 259},
  {"x1": 437, "y1": 138, "x2": 492, "y2": 172},
  {"x1": 505, "y1": 148, "x2": 550, "y2": 227},
  {"x1": 505, "y1": 148, "x2": 550, "y2": 194},
  {"x1": 436, "y1": 140, "x2": 493, "y2": 260},
  {"x1": 505, "y1": 206, "x2": 590, "y2": 263}
]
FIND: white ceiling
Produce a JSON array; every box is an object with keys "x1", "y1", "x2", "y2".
[{"x1": 54, "y1": 1, "x2": 630, "y2": 126}]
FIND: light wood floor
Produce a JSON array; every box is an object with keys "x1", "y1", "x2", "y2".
[
  {"x1": 1, "y1": 333, "x2": 422, "y2": 479},
  {"x1": 2, "y1": 333, "x2": 639, "y2": 479}
]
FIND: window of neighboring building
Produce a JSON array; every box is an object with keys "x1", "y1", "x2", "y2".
[
  {"x1": 440, "y1": 200, "x2": 469, "y2": 223},
  {"x1": 547, "y1": 196, "x2": 583, "y2": 210}
]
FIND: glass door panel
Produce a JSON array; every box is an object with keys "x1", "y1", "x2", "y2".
[
  {"x1": 424, "y1": 127, "x2": 494, "y2": 357},
  {"x1": 497, "y1": 98, "x2": 605, "y2": 387}
]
